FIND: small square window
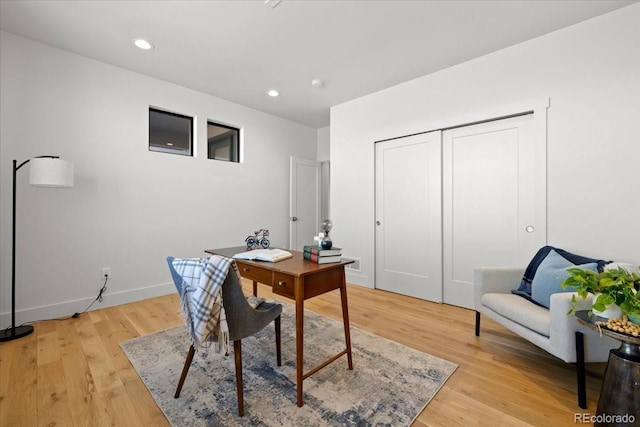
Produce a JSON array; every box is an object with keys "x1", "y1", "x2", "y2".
[
  {"x1": 207, "y1": 121, "x2": 240, "y2": 163},
  {"x1": 149, "y1": 108, "x2": 193, "y2": 156}
]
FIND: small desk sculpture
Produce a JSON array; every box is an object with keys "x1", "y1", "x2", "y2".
[
  {"x1": 245, "y1": 229, "x2": 270, "y2": 249},
  {"x1": 320, "y1": 220, "x2": 333, "y2": 249}
]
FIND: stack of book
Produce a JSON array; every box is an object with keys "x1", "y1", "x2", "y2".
[{"x1": 302, "y1": 245, "x2": 342, "y2": 264}]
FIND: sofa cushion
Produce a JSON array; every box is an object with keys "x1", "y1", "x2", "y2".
[
  {"x1": 530, "y1": 249, "x2": 598, "y2": 309},
  {"x1": 482, "y1": 293, "x2": 551, "y2": 337},
  {"x1": 515, "y1": 245, "x2": 608, "y2": 296}
]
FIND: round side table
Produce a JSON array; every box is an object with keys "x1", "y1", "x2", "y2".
[{"x1": 575, "y1": 311, "x2": 639, "y2": 427}]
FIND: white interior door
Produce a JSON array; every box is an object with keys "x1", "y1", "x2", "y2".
[
  {"x1": 290, "y1": 157, "x2": 321, "y2": 251},
  {"x1": 375, "y1": 131, "x2": 442, "y2": 301},
  {"x1": 442, "y1": 114, "x2": 546, "y2": 309}
]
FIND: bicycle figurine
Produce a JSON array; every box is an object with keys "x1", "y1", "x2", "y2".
[{"x1": 245, "y1": 229, "x2": 270, "y2": 249}]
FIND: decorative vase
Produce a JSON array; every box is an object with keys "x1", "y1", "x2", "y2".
[{"x1": 591, "y1": 293, "x2": 622, "y2": 319}]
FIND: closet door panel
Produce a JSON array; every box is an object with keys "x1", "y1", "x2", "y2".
[
  {"x1": 443, "y1": 114, "x2": 543, "y2": 309},
  {"x1": 375, "y1": 131, "x2": 442, "y2": 302}
]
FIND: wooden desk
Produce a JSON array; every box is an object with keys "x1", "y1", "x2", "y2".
[{"x1": 205, "y1": 247, "x2": 354, "y2": 407}]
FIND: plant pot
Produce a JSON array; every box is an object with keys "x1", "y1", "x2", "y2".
[{"x1": 591, "y1": 293, "x2": 623, "y2": 319}]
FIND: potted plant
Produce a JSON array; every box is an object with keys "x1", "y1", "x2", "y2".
[{"x1": 562, "y1": 265, "x2": 640, "y2": 324}]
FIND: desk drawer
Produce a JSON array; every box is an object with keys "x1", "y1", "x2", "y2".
[
  {"x1": 237, "y1": 264, "x2": 273, "y2": 285},
  {"x1": 272, "y1": 272, "x2": 295, "y2": 299}
]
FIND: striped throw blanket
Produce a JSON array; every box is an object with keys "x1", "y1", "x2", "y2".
[{"x1": 172, "y1": 255, "x2": 238, "y2": 354}]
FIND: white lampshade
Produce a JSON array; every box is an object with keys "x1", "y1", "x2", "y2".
[{"x1": 29, "y1": 158, "x2": 74, "y2": 187}]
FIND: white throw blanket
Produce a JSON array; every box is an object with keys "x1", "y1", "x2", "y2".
[{"x1": 173, "y1": 255, "x2": 238, "y2": 354}]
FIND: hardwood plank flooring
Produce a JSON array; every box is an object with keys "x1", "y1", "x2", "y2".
[{"x1": 0, "y1": 280, "x2": 606, "y2": 426}]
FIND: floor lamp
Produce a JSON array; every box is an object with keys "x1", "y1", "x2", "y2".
[{"x1": 0, "y1": 156, "x2": 74, "y2": 342}]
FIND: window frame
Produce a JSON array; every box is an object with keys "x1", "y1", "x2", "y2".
[
  {"x1": 207, "y1": 120, "x2": 240, "y2": 163},
  {"x1": 148, "y1": 107, "x2": 194, "y2": 156}
]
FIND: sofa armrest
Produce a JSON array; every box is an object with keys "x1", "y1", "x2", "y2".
[
  {"x1": 549, "y1": 292, "x2": 596, "y2": 361},
  {"x1": 550, "y1": 292, "x2": 595, "y2": 318},
  {"x1": 474, "y1": 267, "x2": 525, "y2": 310}
]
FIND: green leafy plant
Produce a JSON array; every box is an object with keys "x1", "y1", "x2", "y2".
[{"x1": 562, "y1": 266, "x2": 640, "y2": 317}]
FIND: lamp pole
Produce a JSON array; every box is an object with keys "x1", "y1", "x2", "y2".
[{"x1": 1, "y1": 156, "x2": 60, "y2": 342}]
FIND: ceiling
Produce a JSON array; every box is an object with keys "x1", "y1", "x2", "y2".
[{"x1": 0, "y1": 0, "x2": 636, "y2": 129}]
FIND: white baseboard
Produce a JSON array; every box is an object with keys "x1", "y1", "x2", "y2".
[
  {"x1": 0, "y1": 282, "x2": 176, "y2": 328},
  {"x1": 346, "y1": 271, "x2": 373, "y2": 288}
]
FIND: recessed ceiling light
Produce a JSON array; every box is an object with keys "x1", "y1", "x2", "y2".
[
  {"x1": 268, "y1": 90, "x2": 279, "y2": 97},
  {"x1": 133, "y1": 39, "x2": 154, "y2": 50}
]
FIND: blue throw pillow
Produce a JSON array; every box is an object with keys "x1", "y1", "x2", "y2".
[
  {"x1": 530, "y1": 249, "x2": 597, "y2": 309},
  {"x1": 515, "y1": 245, "x2": 608, "y2": 295}
]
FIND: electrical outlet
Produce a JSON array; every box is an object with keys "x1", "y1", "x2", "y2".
[{"x1": 101, "y1": 267, "x2": 111, "y2": 279}]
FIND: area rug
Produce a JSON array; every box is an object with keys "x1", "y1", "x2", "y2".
[{"x1": 120, "y1": 302, "x2": 457, "y2": 426}]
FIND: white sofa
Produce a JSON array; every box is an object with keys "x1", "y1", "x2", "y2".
[{"x1": 474, "y1": 266, "x2": 618, "y2": 409}]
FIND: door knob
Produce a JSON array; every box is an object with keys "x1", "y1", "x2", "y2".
[
  {"x1": 376, "y1": 221, "x2": 381, "y2": 226},
  {"x1": 291, "y1": 217, "x2": 298, "y2": 221}
]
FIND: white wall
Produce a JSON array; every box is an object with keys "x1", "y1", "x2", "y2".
[
  {"x1": 0, "y1": 32, "x2": 317, "y2": 325},
  {"x1": 317, "y1": 126, "x2": 330, "y2": 162},
  {"x1": 331, "y1": 4, "x2": 640, "y2": 288}
]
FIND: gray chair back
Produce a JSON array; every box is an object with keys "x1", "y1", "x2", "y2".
[
  {"x1": 166, "y1": 256, "x2": 282, "y2": 342},
  {"x1": 166, "y1": 256, "x2": 184, "y2": 296},
  {"x1": 221, "y1": 268, "x2": 282, "y2": 342}
]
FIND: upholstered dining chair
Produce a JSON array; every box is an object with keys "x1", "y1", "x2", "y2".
[{"x1": 167, "y1": 256, "x2": 282, "y2": 417}]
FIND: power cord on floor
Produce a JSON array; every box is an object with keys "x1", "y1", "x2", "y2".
[
  {"x1": 73, "y1": 275, "x2": 109, "y2": 317},
  {"x1": 11, "y1": 275, "x2": 110, "y2": 328}
]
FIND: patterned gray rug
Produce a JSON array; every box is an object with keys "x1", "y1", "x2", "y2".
[{"x1": 120, "y1": 302, "x2": 457, "y2": 426}]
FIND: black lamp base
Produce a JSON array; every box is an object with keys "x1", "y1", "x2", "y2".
[{"x1": 0, "y1": 324, "x2": 34, "y2": 342}]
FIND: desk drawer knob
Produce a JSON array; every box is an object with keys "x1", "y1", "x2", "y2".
[{"x1": 278, "y1": 280, "x2": 286, "y2": 287}]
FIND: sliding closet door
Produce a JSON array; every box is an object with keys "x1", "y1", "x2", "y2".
[
  {"x1": 442, "y1": 114, "x2": 546, "y2": 309},
  {"x1": 375, "y1": 131, "x2": 442, "y2": 301}
]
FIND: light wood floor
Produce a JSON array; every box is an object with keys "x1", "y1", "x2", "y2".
[{"x1": 0, "y1": 280, "x2": 606, "y2": 426}]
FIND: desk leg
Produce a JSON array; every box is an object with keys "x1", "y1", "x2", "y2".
[
  {"x1": 252, "y1": 280, "x2": 257, "y2": 297},
  {"x1": 340, "y1": 269, "x2": 353, "y2": 370},
  {"x1": 295, "y1": 277, "x2": 305, "y2": 407}
]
